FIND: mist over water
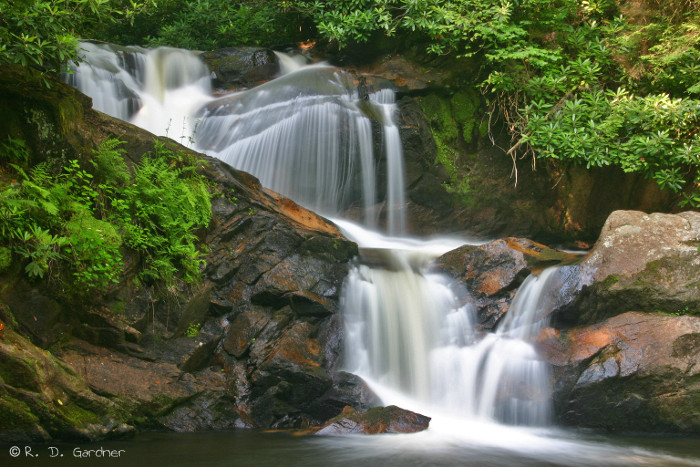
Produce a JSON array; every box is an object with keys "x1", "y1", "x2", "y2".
[{"x1": 64, "y1": 43, "x2": 700, "y2": 466}]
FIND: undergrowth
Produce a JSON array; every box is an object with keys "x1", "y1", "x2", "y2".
[{"x1": 0, "y1": 137, "x2": 211, "y2": 298}]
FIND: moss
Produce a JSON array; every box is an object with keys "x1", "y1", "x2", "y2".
[
  {"x1": 59, "y1": 401, "x2": 101, "y2": 426},
  {"x1": 420, "y1": 90, "x2": 482, "y2": 208},
  {"x1": 0, "y1": 247, "x2": 11, "y2": 272},
  {"x1": 0, "y1": 395, "x2": 40, "y2": 431},
  {"x1": 601, "y1": 274, "x2": 619, "y2": 288},
  {"x1": 0, "y1": 356, "x2": 41, "y2": 391}
]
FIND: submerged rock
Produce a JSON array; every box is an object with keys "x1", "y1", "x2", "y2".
[
  {"x1": 313, "y1": 405, "x2": 430, "y2": 435},
  {"x1": 539, "y1": 312, "x2": 700, "y2": 433}
]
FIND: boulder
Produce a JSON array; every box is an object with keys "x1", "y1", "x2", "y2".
[
  {"x1": 313, "y1": 405, "x2": 430, "y2": 435},
  {"x1": 200, "y1": 47, "x2": 280, "y2": 90},
  {"x1": 539, "y1": 312, "x2": 700, "y2": 433},
  {"x1": 436, "y1": 238, "x2": 579, "y2": 329},
  {"x1": 556, "y1": 210, "x2": 700, "y2": 326}
]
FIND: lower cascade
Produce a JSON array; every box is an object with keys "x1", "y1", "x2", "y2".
[
  {"x1": 338, "y1": 218, "x2": 557, "y2": 427},
  {"x1": 64, "y1": 43, "x2": 699, "y2": 465}
]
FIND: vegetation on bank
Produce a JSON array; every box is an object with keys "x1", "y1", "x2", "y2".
[
  {"x1": 1, "y1": 0, "x2": 698, "y2": 210},
  {"x1": 0, "y1": 136, "x2": 211, "y2": 295}
]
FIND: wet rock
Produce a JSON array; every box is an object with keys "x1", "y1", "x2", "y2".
[
  {"x1": 313, "y1": 405, "x2": 430, "y2": 435},
  {"x1": 556, "y1": 210, "x2": 700, "y2": 326},
  {"x1": 539, "y1": 311, "x2": 700, "y2": 433},
  {"x1": 200, "y1": 47, "x2": 280, "y2": 90},
  {"x1": 437, "y1": 238, "x2": 579, "y2": 329}
]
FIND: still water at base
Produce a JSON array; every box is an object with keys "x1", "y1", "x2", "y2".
[{"x1": 3, "y1": 430, "x2": 700, "y2": 467}]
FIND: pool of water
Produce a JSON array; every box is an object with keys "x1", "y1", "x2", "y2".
[{"x1": 3, "y1": 428, "x2": 699, "y2": 467}]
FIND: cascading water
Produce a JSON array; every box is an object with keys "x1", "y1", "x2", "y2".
[
  {"x1": 337, "y1": 217, "x2": 557, "y2": 426},
  {"x1": 66, "y1": 42, "x2": 561, "y2": 427},
  {"x1": 64, "y1": 44, "x2": 700, "y2": 466}
]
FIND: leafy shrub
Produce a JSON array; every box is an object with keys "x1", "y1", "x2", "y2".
[{"x1": 0, "y1": 136, "x2": 212, "y2": 295}]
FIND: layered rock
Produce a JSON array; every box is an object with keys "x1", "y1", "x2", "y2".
[{"x1": 540, "y1": 210, "x2": 700, "y2": 433}]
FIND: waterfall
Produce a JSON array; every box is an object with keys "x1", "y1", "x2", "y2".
[
  {"x1": 338, "y1": 218, "x2": 558, "y2": 426},
  {"x1": 66, "y1": 42, "x2": 213, "y2": 146},
  {"x1": 65, "y1": 42, "x2": 404, "y2": 230},
  {"x1": 67, "y1": 42, "x2": 557, "y2": 428}
]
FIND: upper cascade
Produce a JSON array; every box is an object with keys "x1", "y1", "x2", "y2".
[{"x1": 65, "y1": 42, "x2": 406, "y2": 234}]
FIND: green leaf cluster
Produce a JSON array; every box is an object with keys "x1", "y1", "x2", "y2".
[
  {"x1": 0, "y1": 0, "x2": 156, "y2": 78},
  {"x1": 0, "y1": 137, "x2": 212, "y2": 296}
]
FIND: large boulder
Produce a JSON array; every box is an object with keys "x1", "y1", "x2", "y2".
[
  {"x1": 539, "y1": 312, "x2": 700, "y2": 433},
  {"x1": 556, "y1": 210, "x2": 700, "y2": 327},
  {"x1": 200, "y1": 47, "x2": 280, "y2": 90}
]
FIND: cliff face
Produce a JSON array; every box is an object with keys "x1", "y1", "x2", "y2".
[{"x1": 0, "y1": 66, "x2": 376, "y2": 441}]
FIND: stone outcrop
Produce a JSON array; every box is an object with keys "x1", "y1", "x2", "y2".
[
  {"x1": 539, "y1": 312, "x2": 700, "y2": 433},
  {"x1": 0, "y1": 66, "x2": 378, "y2": 441},
  {"x1": 538, "y1": 210, "x2": 700, "y2": 433},
  {"x1": 555, "y1": 210, "x2": 700, "y2": 327},
  {"x1": 313, "y1": 405, "x2": 430, "y2": 435},
  {"x1": 436, "y1": 238, "x2": 579, "y2": 329}
]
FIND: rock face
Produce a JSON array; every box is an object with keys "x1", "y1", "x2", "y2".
[
  {"x1": 436, "y1": 238, "x2": 579, "y2": 329},
  {"x1": 0, "y1": 66, "x2": 377, "y2": 441},
  {"x1": 556, "y1": 210, "x2": 700, "y2": 327},
  {"x1": 200, "y1": 47, "x2": 280, "y2": 90},
  {"x1": 538, "y1": 209, "x2": 700, "y2": 433},
  {"x1": 539, "y1": 312, "x2": 700, "y2": 433},
  {"x1": 313, "y1": 405, "x2": 431, "y2": 435}
]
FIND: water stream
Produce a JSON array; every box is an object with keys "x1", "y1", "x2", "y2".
[{"x1": 63, "y1": 43, "x2": 700, "y2": 466}]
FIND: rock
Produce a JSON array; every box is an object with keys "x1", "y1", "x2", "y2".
[
  {"x1": 0, "y1": 322, "x2": 130, "y2": 443},
  {"x1": 437, "y1": 238, "x2": 579, "y2": 329},
  {"x1": 200, "y1": 47, "x2": 279, "y2": 90},
  {"x1": 556, "y1": 210, "x2": 700, "y2": 326},
  {"x1": 313, "y1": 405, "x2": 430, "y2": 435},
  {"x1": 539, "y1": 311, "x2": 700, "y2": 433}
]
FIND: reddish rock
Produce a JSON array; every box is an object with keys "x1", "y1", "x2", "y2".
[
  {"x1": 539, "y1": 311, "x2": 700, "y2": 433},
  {"x1": 313, "y1": 405, "x2": 430, "y2": 435},
  {"x1": 437, "y1": 238, "x2": 578, "y2": 329}
]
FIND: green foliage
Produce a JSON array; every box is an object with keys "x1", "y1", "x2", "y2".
[
  {"x1": 114, "y1": 140, "x2": 212, "y2": 284},
  {"x1": 184, "y1": 322, "x2": 201, "y2": 337},
  {"x1": 0, "y1": 136, "x2": 212, "y2": 295},
  {"x1": 301, "y1": 1, "x2": 700, "y2": 207},
  {"x1": 0, "y1": 0, "x2": 155, "y2": 79},
  {"x1": 98, "y1": 0, "x2": 305, "y2": 49}
]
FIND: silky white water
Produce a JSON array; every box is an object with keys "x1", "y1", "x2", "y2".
[{"x1": 65, "y1": 44, "x2": 700, "y2": 466}]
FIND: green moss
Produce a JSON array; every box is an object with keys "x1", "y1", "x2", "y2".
[
  {"x1": 0, "y1": 246, "x2": 11, "y2": 272},
  {"x1": 59, "y1": 401, "x2": 101, "y2": 426},
  {"x1": 601, "y1": 274, "x2": 619, "y2": 287},
  {"x1": 420, "y1": 90, "x2": 482, "y2": 208},
  {"x1": 0, "y1": 395, "x2": 40, "y2": 431}
]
